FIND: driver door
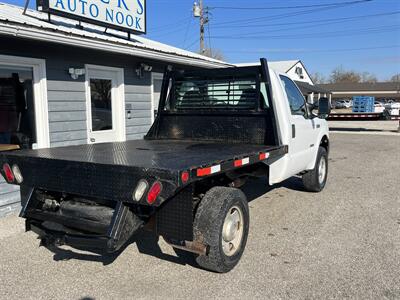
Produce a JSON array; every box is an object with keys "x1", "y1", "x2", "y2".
[{"x1": 280, "y1": 75, "x2": 316, "y2": 174}]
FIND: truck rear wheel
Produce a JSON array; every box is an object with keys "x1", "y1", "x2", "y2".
[
  {"x1": 194, "y1": 186, "x2": 249, "y2": 273},
  {"x1": 302, "y1": 146, "x2": 328, "y2": 192}
]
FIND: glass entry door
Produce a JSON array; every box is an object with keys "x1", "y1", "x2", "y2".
[
  {"x1": 0, "y1": 65, "x2": 36, "y2": 149},
  {"x1": 86, "y1": 66, "x2": 125, "y2": 144}
]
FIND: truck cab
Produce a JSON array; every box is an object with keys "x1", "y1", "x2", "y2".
[{"x1": 268, "y1": 70, "x2": 329, "y2": 184}]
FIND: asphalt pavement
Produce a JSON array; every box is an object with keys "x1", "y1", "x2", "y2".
[{"x1": 0, "y1": 133, "x2": 399, "y2": 300}]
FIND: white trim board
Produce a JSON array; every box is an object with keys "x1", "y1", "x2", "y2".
[
  {"x1": 0, "y1": 54, "x2": 50, "y2": 148},
  {"x1": 151, "y1": 72, "x2": 164, "y2": 123}
]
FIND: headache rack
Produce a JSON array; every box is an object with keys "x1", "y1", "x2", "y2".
[
  {"x1": 170, "y1": 75, "x2": 259, "y2": 111},
  {"x1": 146, "y1": 60, "x2": 279, "y2": 146}
]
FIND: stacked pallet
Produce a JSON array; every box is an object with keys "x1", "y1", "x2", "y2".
[{"x1": 352, "y1": 96, "x2": 375, "y2": 113}]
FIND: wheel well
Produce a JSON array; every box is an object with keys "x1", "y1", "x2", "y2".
[{"x1": 320, "y1": 135, "x2": 329, "y2": 154}]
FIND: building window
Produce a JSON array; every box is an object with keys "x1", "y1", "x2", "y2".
[
  {"x1": 295, "y1": 67, "x2": 304, "y2": 79},
  {"x1": 0, "y1": 66, "x2": 36, "y2": 149},
  {"x1": 90, "y1": 79, "x2": 113, "y2": 131}
]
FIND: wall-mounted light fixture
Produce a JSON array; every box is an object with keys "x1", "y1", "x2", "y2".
[
  {"x1": 136, "y1": 63, "x2": 153, "y2": 78},
  {"x1": 69, "y1": 68, "x2": 86, "y2": 80}
]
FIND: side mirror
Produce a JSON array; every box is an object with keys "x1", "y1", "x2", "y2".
[{"x1": 318, "y1": 97, "x2": 331, "y2": 119}]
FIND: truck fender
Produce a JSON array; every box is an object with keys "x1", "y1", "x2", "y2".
[{"x1": 306, "y1": 134, "x2": 330, "y2": 170}]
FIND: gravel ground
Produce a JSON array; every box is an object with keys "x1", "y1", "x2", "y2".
[{"x1": 0, "y1": 133, "x2": 399, "y2": 300}]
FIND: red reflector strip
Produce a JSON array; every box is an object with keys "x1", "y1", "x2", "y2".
[
  {"x1": 197, "y1": 165, "x2": 221, "y2": 177},
  {"x1": 259, "y1": 152, "x2": 270, "y2": 160},
  {"x1": 234, "y1": 157, "x2": 249, "y2": 167}
]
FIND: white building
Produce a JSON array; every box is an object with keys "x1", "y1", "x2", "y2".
[{"x1": 237, "y1": 60, "x2": 331, "y2": 103}]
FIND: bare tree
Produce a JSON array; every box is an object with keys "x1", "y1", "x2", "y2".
[
  {"x1": 389, "y1": 74, "x2": 400, "y2": 82},
  {"x1": 329, "y1": 66, "x2": 361, "y2": 83},
  {"x1": 361, "y1": 72, "x2": 377, "y2": 83},
  {"x1": 200, "y1": 48, "x2": 225, "y2": 61},
  {"x1": 311, "y1": 72, "x2": 326, "y2": 84}
]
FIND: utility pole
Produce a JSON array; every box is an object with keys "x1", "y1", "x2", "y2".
[
  {"x1": 199, "y1": 0, "x2": 205, "y2": 54},
  {"x1": 193, "y1": 1, "x2": 208, "y2": 54}
]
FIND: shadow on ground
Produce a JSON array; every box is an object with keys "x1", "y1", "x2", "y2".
[{"x1": 44, "y1": 176, "x2": 306, "y2": 268}]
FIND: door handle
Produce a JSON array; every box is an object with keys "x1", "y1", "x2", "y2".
[
  {"x1": 292, "y1": 124, "x2": 296, "y2": 138},
  {"x1": 90, "y1": 138, "x2": 96, "y2": 142}
]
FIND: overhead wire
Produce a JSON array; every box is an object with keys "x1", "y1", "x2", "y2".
[
  {"x1": 182, "y1": 11, "x2": 194, "y2": 48},
  {"x1": 211, "y1": 2, "x2": 371, "y2": 27},
  {"x1": 211, "y1": 11, "x2": 400, "y2": 30},
  {"x1": 209, "y1": 0, "x2": 373, "y2": 10},
  {"x1": 210, "y1": 25, "x2": 400, "y2": 40},
  {"x1": 223, "y1": 45, "x2": 400, "y2": 54},
  {"x1": 211, "y1": 12, "x2": 400, "y2": 37}
]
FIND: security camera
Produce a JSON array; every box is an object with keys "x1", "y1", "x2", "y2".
[
  {"x1": 141, "y1": 64, "x2": 153, "y2": 72},
  {"x1": 69, "y1": 68, "x2": 85, "y2": 80}
]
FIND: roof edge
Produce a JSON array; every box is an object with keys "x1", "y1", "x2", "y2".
[{"x1": 0, "y1": 21, "x2": 232, "y2": 69}]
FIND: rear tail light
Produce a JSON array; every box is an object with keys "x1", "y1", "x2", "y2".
[
  {"x1": 147, "y1": 181, "x2": 162, "y2": 204},
  {"x1": 2, "y1": 163, "x2": 14, "y2": 183},
  {"x1": 133, "y1": 179, "x2": 148, "y2": 202},
  {"x1": 181, "y1": 171, "x2": 190, "y2": 183},
  {"x1": 12, "y1": 165, "x2": 23, "y2": 184}
]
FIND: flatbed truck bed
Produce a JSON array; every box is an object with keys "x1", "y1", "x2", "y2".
[
  {"x1": 2, "y1": 140, "x2": 286, "y2": 204},
  {"x1": 4, "y1": 139, "x2": 284, "y2": 173}
]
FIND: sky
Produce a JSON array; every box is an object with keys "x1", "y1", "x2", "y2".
[{"x1": 3, "y1": 0, "x2": 400, "y2": 81}]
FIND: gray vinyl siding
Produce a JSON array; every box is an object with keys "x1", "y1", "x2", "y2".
[
  {"x1": 0, "y1": 177, "x2": 20, "y2": 217},
  {"x1": 47, "y1": 80, "x2": 88, "y2": 147},
  {"x1": 125, "y1": 78, "x2": 153, "y2": 140}
]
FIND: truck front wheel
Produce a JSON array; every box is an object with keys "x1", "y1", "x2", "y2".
[
  {"x1": 302, "y1": 146, "x2": 328, "y2": 192},
  {"x1": 194, "y1": 186, "x2": 249, "y2": 273}
]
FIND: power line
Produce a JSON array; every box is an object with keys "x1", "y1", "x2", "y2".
[
  {"x1": 148, "y1": 15, "x2": 192, "y2": 31},
  {"x1": 182, "y1": 11, "x2": 194, "y2": 48},
  {"x1": 210, "y1": 0, "x2": 373, "y2": 10},
  {"x1": 212, "y1": 12, "x2": 400, "y2": 37},
  {"x1": 223, "y1": 45, "x2": 400, "y2": 54},
  {"x1": 211, "y1": 3, "x2": 370, "y2": 27},
  {"x1": 211, "y1": 25, "x2": 400, "y2": 40},
  {"x1": 207, "y1": 19, "x2": 212, "y2": 55},
  {"x1": 212, "y1": 11, "x2": 400, "y2": 30},
  {"x1": 184, "y1": 37, "x2": 199, "y2": 51}
]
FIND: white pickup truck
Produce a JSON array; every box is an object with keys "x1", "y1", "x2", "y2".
[{"x1": 0, "y1": 58, "x2": 330, "y2": 273}]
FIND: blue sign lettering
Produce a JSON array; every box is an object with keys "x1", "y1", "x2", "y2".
[
  {"x1": 79, "y1": 0, "x2": 87, "y2": 15},
  {"x1": 67, "y1": 0, "x2": 77, "y2": 11},
  {"x1": 116, "y1": 11, "x2": 124, "y2": 24},
  {"x1": 89, "y1": 3, "x2": 99, "y2": 17},
  {"x1": 117, "y1": 0, "x2": 129, "y2": 11},
  {"x1": 136, "y1": 0, "x2": 143, "y2": 15},
  {"x1": 135, "y1": 16, "x2": 141, "y2": 30},
  {"x1": 55, "y1": 0, "x2": 65, "y2": 9},
  {"x1": 105, "y1": 8, "x2": 113, "y2": 22},
  {"x1": 48, "y1": 0, "x2": 146, "y2": 33},
  {"x1": 126, "y1": 14, "x2": 133, "y2": 27}
]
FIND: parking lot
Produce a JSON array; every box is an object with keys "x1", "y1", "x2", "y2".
[{"x1": 0, "y1": 132, "x2": 399, "y2": 300}]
